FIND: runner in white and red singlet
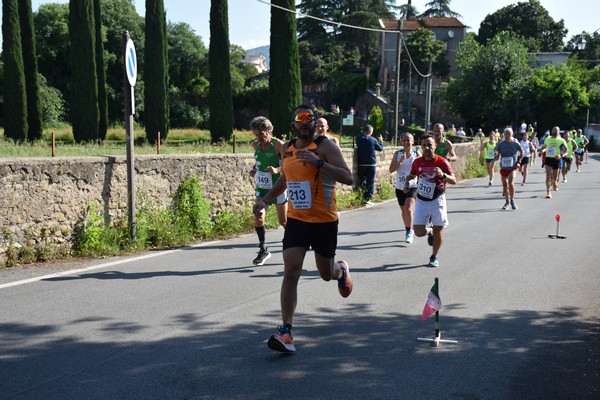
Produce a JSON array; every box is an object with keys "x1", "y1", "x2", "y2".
[{"x1": 403, "y1": 134, "x2": 457, "y2": 268}]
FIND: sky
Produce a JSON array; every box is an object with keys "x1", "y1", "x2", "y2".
[{"x1": 3, "y1": 0, "x2": 600, "y2": 50}]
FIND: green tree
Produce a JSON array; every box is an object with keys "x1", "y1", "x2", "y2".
[
  {"x1": 580, "y1": 65, "x2": 600, "y2": 124},
  {"x1": 69, "y1": 0, "x2": 99, "y2": 142},
  {"x1": 298, "y1": 0, "x2": 396, "y2": 70},
  {"x1": 420, "y1": 0, "x2": 462, "y2": 18},
  {"x1": 477, "y1": 0, "x2": 566, "y2": 52},
  {"x1": 34, "y1": 1, "x2": 144, "y2": 128},
  {"x1": 38, "y1": 74, "x2": 66, "y2": 126},
  {"x1": 2, "y1": 0, "x2": 28, "y2": 141},
  {"x1": 168, "y1": 22, "x2": 207, "y2": 93},
  {"x1": 398, "y1": 0, "x2": 419, "y2": 20},
  {"x1": 167, "y1": 22, "x2": 209, "y2": 128},
  {"x1": 93, "y1": 0, "x2": 108, "y2": 140},
  {"x1": 19, "y1": 0, "x2": 43, "y2": 141},
  {"x1": 229, "y1": 44, "x2": 258, "y2": 96},
  {"x1": 338, "y1": 1, "x2": 396, "y2": 68},
  {"x1": 368, "y1": 105, "x2": 384, "y2": 136},
  {"x1": 269, "y1": 0, "x2": 302, "y2": 136},
  {"x1": 33, "y1": 4, "x2": 70, "y2": 102},
  {"x1": 144, "y1": 0, "x2": 169, "y2": 144},
  {"x1": 209, "y1": 0, "x2": 233, "y2": 142},
  {"x1": 403, "y1": 28, "x2": 449, "y2": 91},
  {"x1": 524, "y1": 63, "x2": 590, "y2": 131},
  {"x1": 444, "y1": 33, "x2": 529, "y2": 129},
  {"x1": 298, "y1": 41, "x2": 330, "y2": 84},
  {"x1": 98, "y1": 0, "x2": 144, "y2": 126},
  {"x1": 566, "y1": 31, "x2": 600, "y2": 70}
]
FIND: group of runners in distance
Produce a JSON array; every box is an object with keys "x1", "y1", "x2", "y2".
[
  {"x1": 480, "y1": 124, "x2": 589, "y2": 201},
  {"x1": 247, "y1": 105, "x2": 590, "y2": 353}
]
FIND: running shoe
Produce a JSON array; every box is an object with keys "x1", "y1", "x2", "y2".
[
  {"x1": 488, "y1": 180, "x2": 493, "y2": 186},
  {"x1": 428, "y1": 256, "x2": 439, "y2": 268},
  {"x1": 546, "y1": 191, "x2": 552, "y2": 199},
  {"x1": 502, "y1": 200, "x2": 510, "y2": 210},
  {"x1": 267, "y1": 325, "x2": 295, "y2": 353},
  {"x1": 406, "y1": 228, "x2": 414, "y2": 244},
  {"x1": 563, "y1": 178, "x2": 567, "y2": 183},
  {"x1": 337, "y1": 260, "x2": 353, "y2": 298},
  {"x1": 427, "y1": 229, "x2": 434, "y2": 246},
  {"x1": 553, "y1": 182, "x2": 559, "y2": 191},
  {"x1": 253, "y1": 248, "x2": 271, "y2": 266},
  {"x1": 511, "y1": 200, "x2": 518, "y2": 210}
]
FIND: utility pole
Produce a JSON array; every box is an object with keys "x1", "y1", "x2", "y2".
[
  {"x1": 394, "y1": 19, "x2": 403, "y2": 145},
  {"x1": 515, "y1": 51, "x2": 520, "y2": 128},
  {"x1": 424, "y1": 58, "x2": 432, "y2": 134}
]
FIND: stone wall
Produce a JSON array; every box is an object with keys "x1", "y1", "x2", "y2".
[{"x1": 0, "y1": 142, "x2": 478, "y2": 266}]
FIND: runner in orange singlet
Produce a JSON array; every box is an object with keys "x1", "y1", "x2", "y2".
[{"x1": 253, "y1": 105, "x2": 353, "y2": 353}]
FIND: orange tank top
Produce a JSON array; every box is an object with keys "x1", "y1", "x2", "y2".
[{"x1": 283, "y1": 139, "x2": 338, "y2": 223}]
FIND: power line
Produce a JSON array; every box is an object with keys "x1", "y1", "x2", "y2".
[{"x1": 255, "y1": 0, "x2": 432, "y2": 77}]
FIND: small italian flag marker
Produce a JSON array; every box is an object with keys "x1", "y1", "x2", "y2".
[
  {"x1": 422, "y1": 280, "x2": 442, "y2": 320},
  {"x1": 417, "y1": 278, "x2": 458, "y2": 347}
]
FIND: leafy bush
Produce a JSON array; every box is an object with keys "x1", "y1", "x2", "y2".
[
  {"x1": 336, "y1": 190, "x2": 366, "y2": 211},
  {"x1": 169, "y1": 87, "x2": 204, "y2": 129},
  {"x1": 39, "y1": 74, "x2": 66, "y2": 127},
  {"x1": 368, "y1": 105, "x2": 385, "y2": 136},
  {"x1": 461, "y1": 153, "x2": 487, "y2": 179},
  {"x1": 72, "y1": 204, "x2": 120, "y2": 256},
  {"x1": 213, "y1": 207, "x2": 253, "y2": 238},
  {"x1": 376, "y1": 179, "x2": 394, "y2": 200},
  {"x1": 172, "y1": 176, "x2": 214, "y2": 240}
]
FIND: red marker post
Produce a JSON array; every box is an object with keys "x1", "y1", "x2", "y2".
[{"x1": 548, "y1": 214, "x2": 566, "y2": 239}]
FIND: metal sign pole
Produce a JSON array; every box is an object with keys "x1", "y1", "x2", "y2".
[{"x1": 124, "y1": 31, "x2": 137, "y2": 244}]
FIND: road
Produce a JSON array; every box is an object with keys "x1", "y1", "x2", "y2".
[{"x1": 1, "y1": 155, "x2": 599, "y2": 399}]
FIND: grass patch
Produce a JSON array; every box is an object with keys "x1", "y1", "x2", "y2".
[
  {"x1": 0, "y1": 128, "x2": 257, "y2": 157},
  {"x1": 461, "y1": 152, "x2": 488, "y2": 180}
]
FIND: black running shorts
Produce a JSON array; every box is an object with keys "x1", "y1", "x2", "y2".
[
  {"x1": 395, "y1": 188, "x2": 417, "y2": 207},
  {"x1": 282, "y1": 218, "x2": 338, "y2": 258}
]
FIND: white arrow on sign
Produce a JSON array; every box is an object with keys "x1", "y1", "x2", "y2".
[{"x1": 125, "y1": 39, "x2": 137, "y2": 87}]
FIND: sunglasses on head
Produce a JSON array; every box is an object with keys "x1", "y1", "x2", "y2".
[{"x1": 293, "y1": 112, "x2": 315, "y2": 124}]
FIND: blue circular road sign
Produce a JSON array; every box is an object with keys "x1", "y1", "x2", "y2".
[{"x1": 125, "y1": 39, "x2": 137, "y2": 87}]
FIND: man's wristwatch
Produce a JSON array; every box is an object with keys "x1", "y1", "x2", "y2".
[{"x1": 316, "y1": 159, "x2": 325, "y2": 169}]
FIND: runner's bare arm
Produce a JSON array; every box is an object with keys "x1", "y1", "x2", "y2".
[
  {"x1": 445, "y1": 140, "x2": 458, "y2": 162},
  {"x1": 389, "y1": 150, "x2": 401, "y2": 173},
  {"x1": 299, "y1": 139, "x2": 352, "y2": 185}
]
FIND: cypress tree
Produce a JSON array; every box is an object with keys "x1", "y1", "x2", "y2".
[
  {"x1": 269, "y1": 0, "x2": 302, "y2": 137},
  {"x1": 69, "y1": 0, "x2": 99, "y2": 142},
  {"x1": 144, "y1": 0, "x2": 169, "y2": 144},
  {"x1": 2, "y1": 0, "x2": 28, "y2": 141},
  {"x1": 208, "y1": 0, "x2": 233, "y2": 143},
  {"x1": 93, "y1": 0, "x2": 108, "y2": 140},
  {"x1": 19, "y1": 0, "x2": 43, "y2": 141}
]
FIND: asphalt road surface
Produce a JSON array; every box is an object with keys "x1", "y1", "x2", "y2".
[{"x1": 1, "y1": 155, "x2": 599, "y2": 399}]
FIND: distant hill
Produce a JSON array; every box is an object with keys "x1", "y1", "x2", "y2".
[{"x1": 245, "y1": 45, "x2": 270, "y2": 70}]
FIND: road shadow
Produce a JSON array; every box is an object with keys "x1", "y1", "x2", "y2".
[{"x1": 1, "y1": 307, "x2": 598, "y2": 399}]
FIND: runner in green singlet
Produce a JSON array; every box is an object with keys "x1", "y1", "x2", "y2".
[
  {"x1": 480, "y1": 131, "x2": 497, "y2": 186},
  {"x1": 573, "y1": 129, "x2": 589, "y2": 172},
  {"x1": 560, "y1": 131, "x2": 578, "y2": 183},
  {"x1": 432, "y1": 123, "x2": 457, "y2": 161},
  {"x1": 249, "y1": 116, "x2": 287, "y2": 266},
  {"x1": 541, "y1": 126, "x2": 568, "y2": 198}
]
